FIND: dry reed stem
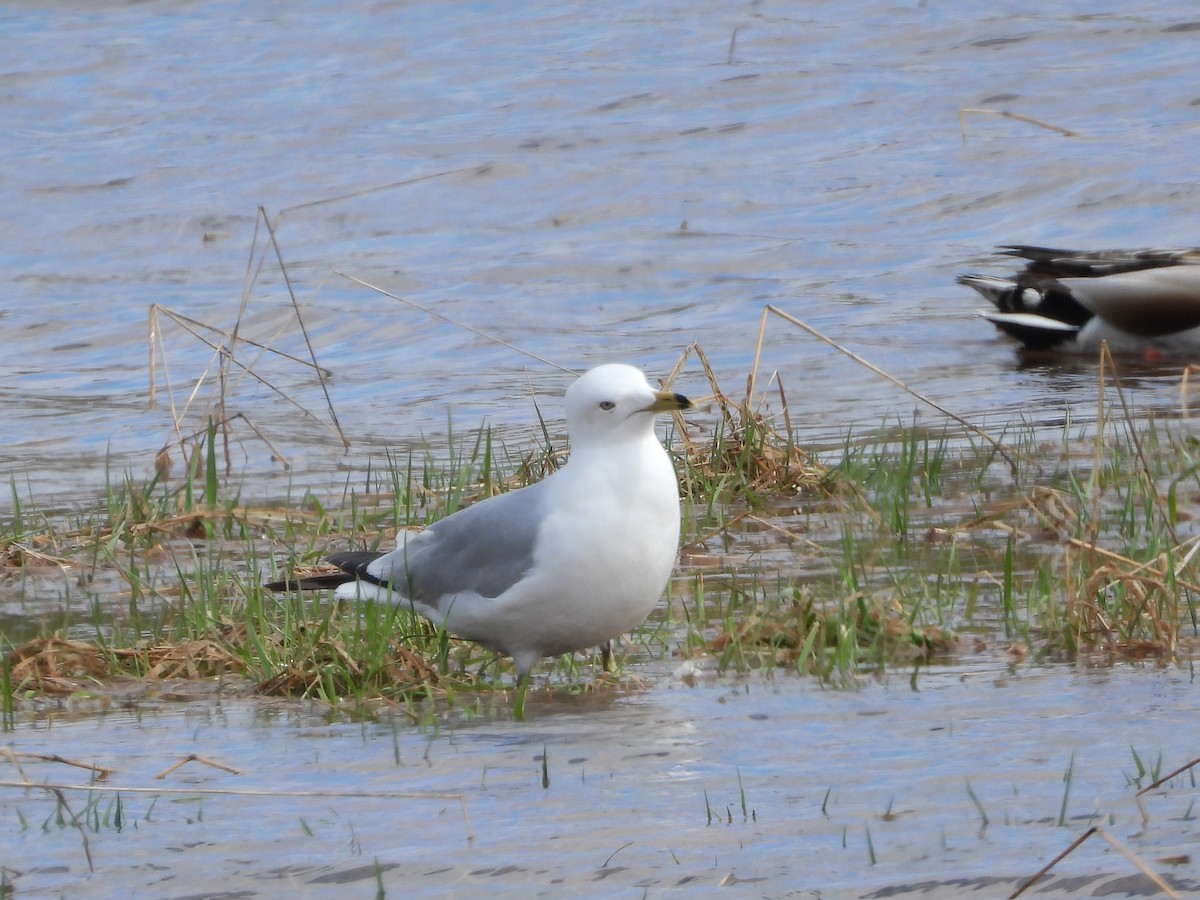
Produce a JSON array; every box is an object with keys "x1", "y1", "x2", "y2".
[
  {"x1": 148, "y1": 302, "x2": 159, "y2": 408},
  {"x1": 663, "y1": 341, "x2": 695, "y2": 390},
  {"x1": 1091, "y1": 342, "x2": 1109, "y2": 546},
  {"x1": 48, "y1": 786, "x2": 94, "y2": 872},
  {"x1": 1009, "y1": 824, "x2": 1178, "y2": 899},
  {"x1": 1098, "y1": 343, "x2": 1187, "y2": 550},
  {"x1": 1093, "y1": 828, "x2": 1179, "y2": 898},
  {"x1": 0, "y1": 749, "x2": 116, "y2": 781},
  {"x1": 662, "y1": 341, "x2": 703, "y2": 422},
  {"x1": 1054, "y1": 533, "x2": 1200, "y2": 596},
  {"x1": 258, "y1": 208, "x2": 347, "y2": 450},
  {"x1": 726, "y1": 25, "x2": 743, "y2": 65},
  {"x1": 651, "y1": 340, "x2": 828, "y2": 504},
  {"x1": 148, "y1": 308, "x2": 330, "y2": 472},
  {"x1": 678, "y1": 510, "x2": 754, "y2": 554},
  {"x1": 744, "y1": 514, "x2": 824, "y2": 551},
  {"x1": 763, "y1": 304, "x2": 1017, "y2": 472},
  {"x1": 151, "y1": 306, "x2": 331, "y2": 379},
  {"x1": 0, "y1": 779, "x2": 466, "y2": 802},
  {"x1": 1008, "y1": 826, "x2": 1091, "y2": 898},
  {"x1": 277, "y1": 165, "x2": 489, "y2": 217},
  {"x1": 693, "y1": 343, "x2": 737, "y2": 438},
  {"x1": 958, "y1": 107, "x2": 1077, "y2": 144},
  {"x1": 1022, "y1": 502, "x2": 1187, "y2": 657},
  {"x1": 747, "y1": 305, "x2": 769, "y2": 403},
  {"x1": 339, "y1": 272, "x2": 573, "y2": 373},
  {"x1": 155, "y1": 412, "x2": 296, "y2": 474},
  {"x1": 2, "y1": 542, "x2": 74, "y2": 574},
  {"x1": 1181, "y1": 364, "x2": 1200, "y2": 415},
  {"x1": 982, "y1": 496, "x2": 1189, "y2": 658},
  {"x1": 148, "y1": 202, "x2": 358, "y2": 478},
  {"x1": 1135, "y1": 755, "x2": 1200, "y2": 825},
  {"x1": 0, "y1": 748, "x2": 30, "y2": 783},
  {"x1": 1077, "y1": 346, "x2": 1193, "y2": 654},
  {"x1": 155, "y1": 754, "x2": 245, "y2": 779}
]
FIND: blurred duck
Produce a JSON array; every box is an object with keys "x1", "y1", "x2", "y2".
[{"x1": 959, "y1": 245, "x2": 1200, "y2": 358}]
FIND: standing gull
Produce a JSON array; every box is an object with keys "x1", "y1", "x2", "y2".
[{"x1": 267, "y1": 364, "x2": 693, "y2": 689}]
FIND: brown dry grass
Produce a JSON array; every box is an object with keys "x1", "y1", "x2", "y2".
[{"x1": 6, "y1": 625, "x2": 444, "y2": 703}]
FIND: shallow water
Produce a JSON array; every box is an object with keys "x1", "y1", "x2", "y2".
[
  {"x1": 4, "y1": 1, "x2": 1200, "y2": 896},
  {"x1": 3, "y1": 663, "x2": 1198, "y2": 898}
]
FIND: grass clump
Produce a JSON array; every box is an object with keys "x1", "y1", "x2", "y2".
[
  {"x1": 0, "y1": 418, "x2": 602, "y2": 717},
  {"x1": 4, "y1": 600, "x2": 492, "y2": 714},
  {"x1": 704, "y1": 587, "x2": 959, "y2": 679},
  {"x1": 687, "y1": 389, "x2": 1200, "y2": 683},
  {"x1": 674, "y1": 347, "x2": 832, "y2": 506},
  {"x1": 5, "y1": 342, "x2": 1200, "y2": 713}
]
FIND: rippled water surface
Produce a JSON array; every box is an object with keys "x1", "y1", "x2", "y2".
[
  {"x1": 5, "y1": 0, "x2": 1200, "y2": 500},
  {"x1": 3, "y1": 1, "x2": 1200, "y2": 896},
  {"x1": 4, "y1": 666, "x2": 1199, "y2": 898}
]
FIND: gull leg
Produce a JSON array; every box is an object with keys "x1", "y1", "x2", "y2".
[
  {"x1": 514, "y1": 671, "x2": 531, "y2": 720},
  {"x1": 601, "y1": 639, "x2": 618, "y2": 674}
]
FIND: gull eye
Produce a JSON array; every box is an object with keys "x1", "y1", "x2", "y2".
[{"x1": 599, "y1": 400, "x2": 615, "y2": 411}]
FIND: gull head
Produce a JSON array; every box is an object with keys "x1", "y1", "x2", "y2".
[{"x1": 565, "y1": 364, "x2": 692, "y2": 448}]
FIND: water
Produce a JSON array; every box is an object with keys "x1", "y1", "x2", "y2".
[
  {"x1": 4, "y1": 0, "x2": 1200, "y2": 503},
  {"x1": 3, "y1": 2, "x2": 1200, "y2": 896},
  {"x1": 3, "y1": 665, "x2": 1198, "y2": 897}
]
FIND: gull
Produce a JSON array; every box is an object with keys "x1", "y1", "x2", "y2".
[
  {"x1": 266, "y1": 363, "x2": 693, "y2": 702},
  {"x1": 958, "y1": 244, "x2": 1200, "y2": 357}
]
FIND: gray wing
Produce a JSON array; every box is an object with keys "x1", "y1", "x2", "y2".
[{"x1": 368, "y1": 479, "x2": 552, "y2": 606}]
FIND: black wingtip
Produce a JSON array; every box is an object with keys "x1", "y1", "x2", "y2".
[
  {"x1": 264, "y1": 549, "x2": 389, "y2": 592},
  {"x1": 263, "y1": 572, "x2": 360, "y2": 592}
]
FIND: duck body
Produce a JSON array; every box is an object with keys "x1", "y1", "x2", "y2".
[{"x1": 959, "y1": 245, "x2": 1200, "y2": 355}]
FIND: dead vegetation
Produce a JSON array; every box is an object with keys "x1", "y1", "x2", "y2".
[
  {"x1": 6, "y1": 621, "x2": 452, "y2": 707},
  {"x1": 3, "y1": 208, "x2": 1200, "y2": 711}
]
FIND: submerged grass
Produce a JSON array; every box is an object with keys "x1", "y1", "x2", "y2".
[
  {"x1": 679, "y1": 358, "x2": 1200, "y2": 681},
  {"x1": 3, "y1": 346, "x2": 1200, "y2": 716}
]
